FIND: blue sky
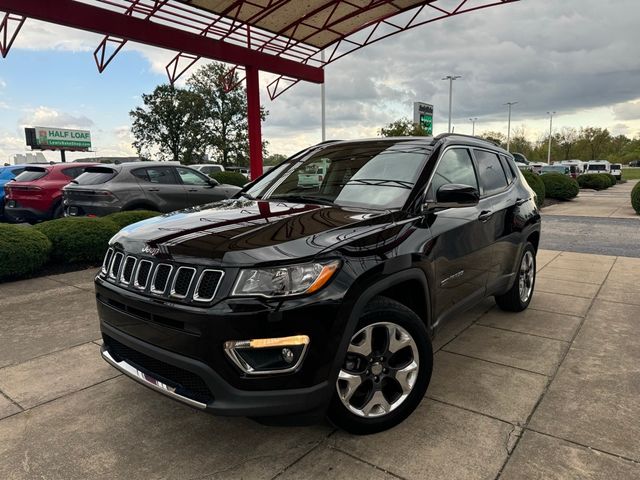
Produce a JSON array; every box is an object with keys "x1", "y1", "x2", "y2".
[{"x1": 1, "y1": 0, "x2": 640, "y2": 164}]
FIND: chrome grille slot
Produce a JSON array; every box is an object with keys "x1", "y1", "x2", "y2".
[
  {"x1": 171, "y1": 267, "x2": 196, "y2": 298},
  {"x1": 194, "y1": 270, "x2": 224, "y2": 302},
  {"x1": 120, "y1": 256, "x2": 137, "y2": 284},
  {"x1": 109, "y1": 252, "x2": 124, "y2": 279},
  {"x1": 135, "y1": 260, "x2": 153, "y2": 290},
  {"x1": 151, "y1": 264, "x2": 173, "y2": 294},
  {"x1": 102, "y1": 248, "x2": 114, "y2": 275}
]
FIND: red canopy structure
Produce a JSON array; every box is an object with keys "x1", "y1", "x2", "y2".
[{"x1": 0, "y1": 0, "x2": 519, "y2": 178}]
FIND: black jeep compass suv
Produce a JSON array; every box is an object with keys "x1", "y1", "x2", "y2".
[{"x1": 96, "y1": 134, "x2": 541, "y2": 434}]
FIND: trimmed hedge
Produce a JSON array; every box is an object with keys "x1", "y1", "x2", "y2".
[
  {"x1": 522, "y1": 170, "x2": 545, "y2": 207},
  {"x1": 34, "y1": 217, "x2": 119, "y2": 264},
  {"x1": 211, "y1": 171, "x2": 249, "y2": 187},
  {"x1": 632, "y1": 181, "x2": 640, "y2": 215},
  {"x1": 0, "y1": 224, "x2": 52, "y2": 281},
  {"x1": 606, "y1": 173, "x2": 617, "y2": 186},
  {"x1": 541, "y1": 173, "x2": 579, "y2": 200},
  {"x1": 105, "y1": 210, "x2": 160, "y2": 230},
  {"x1": 577, "y1": 174, "x2": 612, "y2": 190}
]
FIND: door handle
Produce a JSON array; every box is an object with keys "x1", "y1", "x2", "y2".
[
  {"x1": 187, "y1": 189, "x2": 198, "y2": 192},
  {"x1": 147, "y1": 188, "x2": 160, "y2": 192},
  {"x1": 478, "y1": 210, "x2": 493, "y2": 222}
]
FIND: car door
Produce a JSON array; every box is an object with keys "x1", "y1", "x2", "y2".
[
  {"x1": 425, "y1": 147, "x2": 489, "y2": 322},
  {"x1": 175, "y1": 166, "x2": 225, "y2": 207},
  {"x1": 133, "y1": 166, "x2": 187, "y2": 212},
  {"x1": 472, "y1": 149, "x2": 518, "y2": 292}
]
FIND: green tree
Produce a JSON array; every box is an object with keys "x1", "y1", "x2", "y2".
[
  {"x1": 130, "y1": 85, "x2": 207, "y2": 163},
  {"x1": 579, "y1": 127, "x2": 612, "y2": 160},
  {"x1": 187, "y1": 63, "x2": 268, "y2": 167},
  {"x1": 264, "y1": 153, "x2": 287, "y2": 166},
  {"x1": 379, "y1": 118, "x2": 429, "y2": 137},
  {"x1": 478, "y1": 131, "x2": 506, "y2": 148},
  {"x1": 556, "y1": 127, "x2": 579, "y2": 160}
]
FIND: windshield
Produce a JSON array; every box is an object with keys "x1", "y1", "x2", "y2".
[
  {"x1": 244, "y1": 141, "x2": 430, "y2": 210},
  {"x1": 74, "y1": 167, "x2": 118, "y2": 185},
  {"x1": 588, "y1": 164, "x2": 607, "y2": 171}
]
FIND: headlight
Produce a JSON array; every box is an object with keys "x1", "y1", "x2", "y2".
[{"x1": 232, "y1": 260, "x2": 340, "y2": 297}]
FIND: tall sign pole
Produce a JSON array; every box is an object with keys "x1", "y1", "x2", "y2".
[
  {"x1": 321, "y1": 50, "x2": 326, "y2": 142},
  {"x1": 505, "y1": 101, "x2": 518, "y2": 152},
  {"x1": 547, "y1": 111, "x2": 556, "y2": 163}
]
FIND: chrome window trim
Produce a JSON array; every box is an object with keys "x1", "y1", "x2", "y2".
[
  {"x1": 109, "y1": 252, "x2": 124, "y2": 280},
  {"x1": 101, "y1": 248, "x2": 114, "y2": 275},
  {"x1": 423, "y1": 145, "x2": 479, "y2": 202},
  {"x1": 170, "y1": 266, "x2": 197, "y2": 299},
  {"x1": 134, "y1": 260, "x2": 153, "y2": 290},
  {"x1": 119, "y1": 256, "x2": 137, "y2": 285},
  {"x1": 193, "y1": 269, "x2": 225, "y2": 302},
  {"x1": 150, "y1": 263, "x2": 173, "y2": 295}
]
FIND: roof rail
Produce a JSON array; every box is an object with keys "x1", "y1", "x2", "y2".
[{"x1": 432, "y1": 133, "x2": 502, "y2": 148}]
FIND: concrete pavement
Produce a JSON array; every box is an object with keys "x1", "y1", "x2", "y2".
[{"x1": 1, "y1": 251, "x2": 640, "y2": 479}]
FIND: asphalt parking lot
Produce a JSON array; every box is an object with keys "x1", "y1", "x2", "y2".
[{"x1": 1, "y1": 249, "x2": 639, "y2": 479}]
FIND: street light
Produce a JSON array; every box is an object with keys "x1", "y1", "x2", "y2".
[
  {"x1": 547, "y1": 111, "x2": 556, "y2": 164},
  {"x1": 470, "y1": 117, "x2": 478, "y2": 136},
  {"x1": 443, "y1": 75, "x2": 462, "y2": 133},
  {"x1": 504, "y1": 101, "x2": 518, "y2": 152}
]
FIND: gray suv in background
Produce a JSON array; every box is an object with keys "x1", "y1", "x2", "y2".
[{"x1": 63, "y1": 162, "x2": 241, "y2": 216}]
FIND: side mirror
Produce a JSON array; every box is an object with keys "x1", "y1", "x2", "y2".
[
  {"x1": 208, "y1": 177, "x2": 220, "y2": 187},
  {"x1": 426, "y1": 184, "x2": 479, "y2": 210}
]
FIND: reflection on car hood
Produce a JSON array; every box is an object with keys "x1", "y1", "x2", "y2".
[{"x1": 111, "y1": 199, "x2": 397, "y2": 266}]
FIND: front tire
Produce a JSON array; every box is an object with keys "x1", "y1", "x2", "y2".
[
  {"x1": 495, "y1": 242, "x2": 536, "y2": 312},
  {"x1": 327, "y1": 296, "x2": 432, "y2": 435}
]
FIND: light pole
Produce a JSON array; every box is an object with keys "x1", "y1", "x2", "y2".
[
  {"x1": 443, "y1": 75, "x2": 461, "y2": 133},
  {"x1": 470, "y1": 117, "x2": 478, "y2": 136},
  {"x1": 321, "y1": 50, "x2": 326, "y2": 142},
  {"x1": 505, "y1": 101, "x2": 518, "y2": 152},
  {"x1": 547, "y1": 111, "x2": 556, "y2": 164}
]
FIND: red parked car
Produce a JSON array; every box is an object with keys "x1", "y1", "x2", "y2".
[{"x1": 4, "y1": 163, "x2": 95, "y2": 223}]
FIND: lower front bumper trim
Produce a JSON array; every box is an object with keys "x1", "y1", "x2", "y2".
[{"x1": 101, "y1": 349, "x2": 207, "y2": 410}]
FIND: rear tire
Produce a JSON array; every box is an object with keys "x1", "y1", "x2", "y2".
[
  {"x1": 495, "y1": 242, "x2": 536, "y2": 312},
  {"x1": 52, "y1": 202, "x2": 64, "y2": 219},
  {"x1": 327, "y1": 296, "x2": 432, "y2": 435}
]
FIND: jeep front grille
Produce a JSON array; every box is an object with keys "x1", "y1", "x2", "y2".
[{"x1": 100, "y1": 249, "x2": 224, "y2": 304}]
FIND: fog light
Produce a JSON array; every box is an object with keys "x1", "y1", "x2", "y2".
[{"x1": 224, "y1": 335, "x2": 309, "y2": 375}]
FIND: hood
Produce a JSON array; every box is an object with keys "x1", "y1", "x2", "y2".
[{"x1": 111, "y1": 199, "x2": 397, "y2": 266}]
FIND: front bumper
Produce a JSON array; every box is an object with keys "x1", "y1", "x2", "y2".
[
  {"x1": 101, "y1": 321, "x2": 332, "y2": 416},
  {"x1": 96, "y1": 274, "x2": 347, "y2": 417}
]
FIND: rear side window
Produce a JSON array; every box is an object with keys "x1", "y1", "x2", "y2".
[
  {"x1": 474, "y1": 150, "x2": 508, "y2": 196},
  {"x1": 430, "y1": 148, "x2": 478, "y2": 197},
  {"x1": 14, "y1": 167, "x2": 48, "y2": 182},
  {"x1": 132, "y1": 167, "x2": 177, "y2": 184},
  {"x1": 499, "y1": 156, "x2": 515, "y2": 183},
  {"x1": 74, "y1": 167, "x2": 117, "y2": 185},
  {"x1": 0, "y1": 168, "x2": 24, "y2": 180}
]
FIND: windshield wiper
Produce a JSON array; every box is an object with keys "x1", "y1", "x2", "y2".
[
  {"x1": 346, "y1": 179, "x2": 414, "y2": 189},
  {"x1": 268, "y1": 194, "x2": 334, "y2": 206},
  {"x1": 237, "y1": 191, "x2": 256, "y2": 200}
]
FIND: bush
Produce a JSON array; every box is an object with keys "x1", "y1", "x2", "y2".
[
  {"x1": 34, "y1": 217, "x2": 119, "y2": 264},
  {"x1": 606, "y1": 173, "x2": 617, "y2": 186},
  {"x1": 577, "y1": 174, "x2": 612, "y2": 190},
  {"x1": 105, "y1": 210, "x2": 160, "y2": 230},
  {"x1": 632, "y1": 181, "x2": 640, "y2": 215},
  {"x1": 522, "y1": 170, "x2": 545, "y2": 207},
  {"x1": 211, "y1": 171, "x2": 249, "y2": 187},
  {"x1": 541, "y1": 173, "x2": 579, "y2": 200},
  {"x1": 0, "y1": 225, "x2": 52, "y2": 281}
]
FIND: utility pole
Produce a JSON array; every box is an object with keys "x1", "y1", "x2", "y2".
[
  {"x1": 443, "y1": 75, "x2": 461, "y2": 133},
  {"x1": 505, "y1": 102, "x2": 518, "y2": 152},
  {"x1": 321, "y1": 50, "x2": 326, "y2": 142},
  {"x1": 547, "y1": 111, "x2": 556, "y2": 164},
  {"x1": 470, "y1": 117, "x2": 478, "y2": 136}
]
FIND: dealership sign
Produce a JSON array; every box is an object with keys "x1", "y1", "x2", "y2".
[
  {"x1": 25, "y1": 127, "x2": 92, "y2": 151},
  {"x1": 413, "y1": 102, "x2": 433, "y2": 135}
]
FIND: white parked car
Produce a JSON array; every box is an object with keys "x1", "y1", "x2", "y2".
[
  {"x1": 586, "y1": 160, "x2": 611, "y2": 174},
  {"x1": 191, "y1": 163, "x2": 225, "y2": 176},
  {"x1": 610, "y1": 163, "x2": 622, "y2": 180}
]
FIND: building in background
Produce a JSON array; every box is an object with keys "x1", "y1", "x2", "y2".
[{"x1": 11, "y1": 152, "x2": 48, "y2": 165}]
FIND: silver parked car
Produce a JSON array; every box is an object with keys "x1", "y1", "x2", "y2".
[{"x1": 62, "y1": 162, "x2": 241, "y2": 217}]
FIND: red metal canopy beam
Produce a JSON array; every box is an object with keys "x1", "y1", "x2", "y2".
[{"x1": 0, "y1": 0, "x2": 324, "y2": 83}]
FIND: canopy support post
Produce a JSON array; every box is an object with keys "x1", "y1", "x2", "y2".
[{"x1": 246, "y1": 65, "x2": 263, "y2": 180}]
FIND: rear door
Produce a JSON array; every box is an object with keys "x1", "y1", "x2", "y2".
[
  {"x1": 427, "y1": 147, "x2": 489, "y2": 321},
  {"x1": 472, "y1": 149, "x2": 519, "y2": 291},
  {"x1": 132, "y1": 166, "x2": 187, "y2": 212},
  {"x1": 175, "y1": 166, "x2": 225, "y2": 207}
]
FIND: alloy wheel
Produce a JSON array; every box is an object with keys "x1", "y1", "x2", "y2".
[
  {"x1": 519, "y1": 250, "x2": 535, "y2": 303},
  {"x1": 336, "y1": 322, "x2": 419, "y2": 418}
]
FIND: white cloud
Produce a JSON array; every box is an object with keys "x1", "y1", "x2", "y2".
[
  {"x1": 613, "y1": 100, "x2": 640, "y2": 121},
  {"x1": 0, "y1": 78, "x2": 6, "y2": 89},
  {"x1": 19, "y1": 106, "x2": 94, "y2": 129}
]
